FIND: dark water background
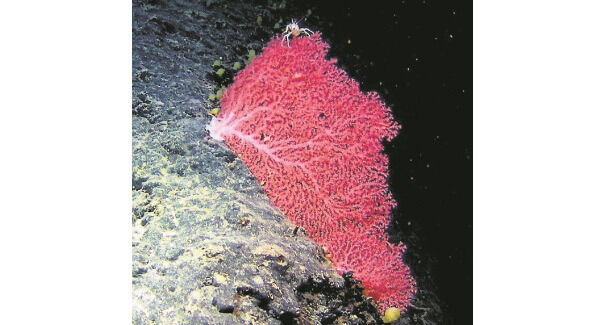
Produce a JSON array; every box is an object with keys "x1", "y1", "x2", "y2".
[{"x1": 278, "y1": 1, "x2": 473, "y2": 323}]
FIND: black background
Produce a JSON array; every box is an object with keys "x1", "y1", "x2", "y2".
[{"x1": 285, "y1": 1, "x2": 472, "y2": 323}]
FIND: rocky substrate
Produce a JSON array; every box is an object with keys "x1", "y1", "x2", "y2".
[{"x1": 132, "y1": 0, "x2": 386, "y2": 323}]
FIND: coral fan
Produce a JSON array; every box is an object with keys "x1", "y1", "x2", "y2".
[{"x1": 207, "y1": 33, "x2": 415, "y2": 313}]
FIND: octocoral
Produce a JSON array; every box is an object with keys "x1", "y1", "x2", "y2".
[{"x1": 207, "y1": 33, "x2": 416, "y2": 313}]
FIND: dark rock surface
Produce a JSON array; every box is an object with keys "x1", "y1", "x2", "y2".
[{"x1": 132, "y1": 0, "x2": 383, "y2": 324}]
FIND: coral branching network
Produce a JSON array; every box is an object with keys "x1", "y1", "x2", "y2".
[{"x1": 207, "y1": 33, "x2": 416, "y2": 313}]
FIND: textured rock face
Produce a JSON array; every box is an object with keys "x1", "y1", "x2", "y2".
[{"x1": 132, "y1": 1, "x2": 380, "y2": 324}]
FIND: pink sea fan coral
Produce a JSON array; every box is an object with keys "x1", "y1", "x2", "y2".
[{"x1": 207, "y1": 33, "x2": 416, "y2": 313}]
